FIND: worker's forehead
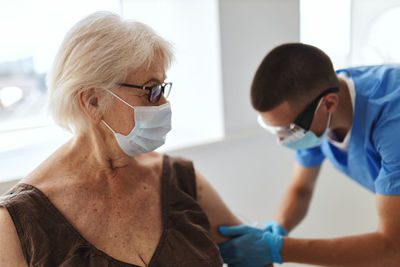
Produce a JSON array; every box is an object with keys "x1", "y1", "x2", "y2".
[{"x1": 258, "y1": 101, "x2": 298, "y2": 127}]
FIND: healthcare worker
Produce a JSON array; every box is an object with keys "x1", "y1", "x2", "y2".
[{"x1": 218, "y1": 43, "x2": 400, "y2": 266}]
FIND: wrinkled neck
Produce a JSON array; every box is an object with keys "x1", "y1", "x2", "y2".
[{"x1": 67, "y1": 126, "x2": 134, "y2": 176}]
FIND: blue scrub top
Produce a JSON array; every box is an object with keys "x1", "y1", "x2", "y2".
[{"x1": 295, "y1": 64, "x2": 400, "y2": 195}]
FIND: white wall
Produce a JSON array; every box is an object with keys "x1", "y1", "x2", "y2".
[
  {"x1": 0, "y1": 1, "x2": 379, "y2": 266},
  {"x1": 219, "y1": 0, "x2": 301, "y2": 134}
]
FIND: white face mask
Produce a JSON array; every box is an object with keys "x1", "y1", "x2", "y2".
[{"x1": 102, "y1": 90, "x2": 172, "y2": 157}]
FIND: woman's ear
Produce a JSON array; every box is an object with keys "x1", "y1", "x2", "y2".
[{"x1": 78, "y1": 88, "x2": 103, "y2": 124}]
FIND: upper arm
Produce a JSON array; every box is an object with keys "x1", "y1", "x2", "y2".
[
  {"x1": 376, "y1": 194, "x2": 400, "y2": 239},
  {"x1": 292, "y1": 145, "x2": 324, "y2": 195},
  {"x1": 290, "y1": 162, "x2": 321, "y2": 196},
  {"x1": 0, "y1": 207, "x2": 27, "y2": 267},
  {"x1": 295, "y1": 146, "x2": 325, "y2": 168},
  {"x1": 375, "y1": 194, "x2": 400, "y2": 263},
  {"x1": 194, "y1": 170, "x2": 242, "y2": 244}
]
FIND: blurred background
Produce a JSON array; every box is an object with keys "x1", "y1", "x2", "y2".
[{"x1": 2, "y1": 0, "x2": 400, "y2": 265}]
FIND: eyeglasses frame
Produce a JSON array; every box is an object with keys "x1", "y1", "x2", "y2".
[{"x1": 117, "y1": 82, "x2": 172, "y2": 104}]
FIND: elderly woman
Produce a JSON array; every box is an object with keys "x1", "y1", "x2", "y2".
[{"x1": 0, "y1": 12, "x2": 242, "y2": 266}]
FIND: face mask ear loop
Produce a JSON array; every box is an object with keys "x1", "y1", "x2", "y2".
[
  {"x1": 327, "y1": 112, "x2": 332, "y2": 130},
  {"x1": 106, "y1": 89, "x2": 135, "y2": 109},
  {"x1": 102, "y1": 120, "x2": 116, "y2": 134},
  {"x1": 317, "y1": 96, "x2": 332, "y2": 131}
]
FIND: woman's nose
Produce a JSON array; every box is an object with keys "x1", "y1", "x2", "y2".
[{"x1": 156, "y1": 94, "x2": 168, "y2": 105}]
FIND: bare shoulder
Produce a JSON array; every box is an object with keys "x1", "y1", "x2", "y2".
[
  {"x1": 146, "y1": 151, "x2": 164, "y2": 164},
  {"x1": 0, "y1": 207, "x2": 27, "y2": 267},
  {"x1": 194, "y1": 169, "x2": 242, "y2": 244},
  {"x1": 20, "y1": 149, "x2": 72, "y2": 193},
  {"x1": 20, "y1": 140, "x2": 76, "y2": 187},
  {"x1": 134, "y1": 152, "x2": 164, "y2": 175}
]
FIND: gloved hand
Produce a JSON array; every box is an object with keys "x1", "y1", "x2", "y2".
[
  {"x1": 263, "y1": 221, "x2": 288, "y2": 237},
  {"x1": 218, "y1": 224, "x2": 284, "y2": 266}
]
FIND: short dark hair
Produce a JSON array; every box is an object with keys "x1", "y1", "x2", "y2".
[{"x1": 250, "y1": 43, "x2": 339, "y2": 112}]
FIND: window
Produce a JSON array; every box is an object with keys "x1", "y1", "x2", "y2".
[
  {"x1": 300, "y1": 0, "x2": 351, "y2": 69},
  {"x1": 300, "y1": 0, "x2": 400, "y2": 68},
  {"x1": 351, "y1": 2, "x2": 400, "y2": 65},
  {"x1": 0, "y1": 0, "x2": 223, "y2": 181}
]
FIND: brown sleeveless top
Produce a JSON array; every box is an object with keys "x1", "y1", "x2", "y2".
[{"x1": 0, "y1": 155, "x2": 223, "y2": 267}]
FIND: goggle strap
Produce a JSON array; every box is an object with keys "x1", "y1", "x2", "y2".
[{"x1": 293, "y1": 87, "x2": 339, "y2": 130}]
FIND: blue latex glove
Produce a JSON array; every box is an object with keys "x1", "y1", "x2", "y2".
[
  {"x1": 263, "y1": 221, "x2": 288, "y2": 237},
  {"x1": 218, "y1": 224, "x2": 284, "y2": 266}
]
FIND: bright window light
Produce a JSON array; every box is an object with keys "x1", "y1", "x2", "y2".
[
  {"x1": 361, "y1": 6, "x2": 400, "y2": 64},
  {"x1": 0, "y1": 0, "x2": 223, "y2": 181},
  {"x1": 300, "y1": 0, "x2": 351, "y2": 69},
  {"x1": 0, "y1": 86, "x2": 23, "y2": 107}
]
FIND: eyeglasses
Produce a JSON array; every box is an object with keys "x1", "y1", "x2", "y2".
[
  {"x1": 118, "y1": 82, "x2": 172, "y2": 104},
  {"x1": 258, "y1": 87, "x2": 339, "y2": 138}
]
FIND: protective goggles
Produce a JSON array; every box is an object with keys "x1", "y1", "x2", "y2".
[{"x1": 258, "y1": 87, "x2": 339, "y2": 138}]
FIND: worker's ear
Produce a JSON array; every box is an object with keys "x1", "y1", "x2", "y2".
[
  {"x1": 323, "y1": 93, "x2": 339, "y2": 113},
  {"x1": 78, "y1": 88, "x2": 103, "y2": 124}
]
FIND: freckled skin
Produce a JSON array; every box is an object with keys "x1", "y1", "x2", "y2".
[{"x1": 20, "y1": 59, "x2": 168, "y2": 266}]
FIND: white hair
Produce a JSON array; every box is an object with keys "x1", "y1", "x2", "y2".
[{"x1": 47, "y1": 11, "x2": 173, "y2": 133}]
